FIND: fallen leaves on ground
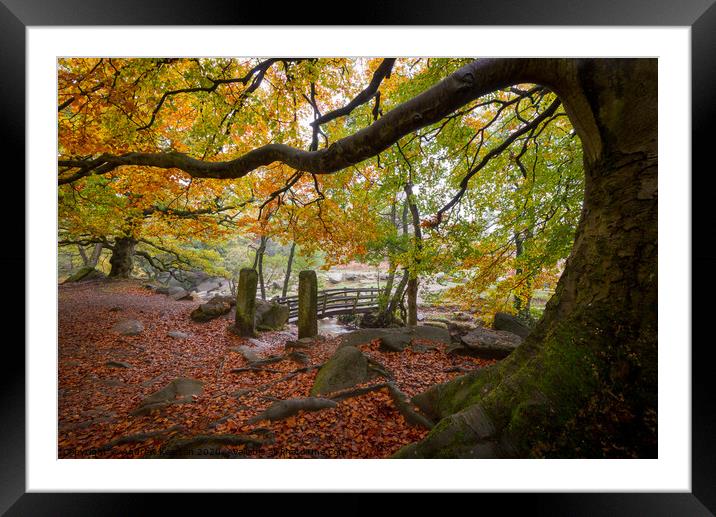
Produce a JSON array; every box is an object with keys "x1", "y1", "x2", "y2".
[{"x1": 58, "y1": 279, "x2": 496, "y2": 459}]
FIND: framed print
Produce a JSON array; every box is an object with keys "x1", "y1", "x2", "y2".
[{"x1": 4, "y1": 0, "x2": 715, "y2": 513}]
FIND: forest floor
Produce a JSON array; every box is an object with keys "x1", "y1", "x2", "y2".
[{"x1": 58, "y1": 279, "x2": 496, "y2": 459}]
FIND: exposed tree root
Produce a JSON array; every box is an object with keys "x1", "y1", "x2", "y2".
[
  {"x1": 328, "y1": 382, "x2": 435, "y2": 430},
  {"x1": 248, "y1": 397, "x2": 338, "y2": 423}
]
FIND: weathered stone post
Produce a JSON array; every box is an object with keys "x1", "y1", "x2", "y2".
[
  {"x1": 298, "y1": 270, "x2": 318, "y2": 339},
  {"x1": 234, "y1": 268, "x2": 258, "y2": 337}
]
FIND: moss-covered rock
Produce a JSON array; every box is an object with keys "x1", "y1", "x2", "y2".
[
  {"x1": 459, "y1": 327, "x2": 523, "y2": 358},
  {"x1": 338, "y1": 326, "x2": 452, "y2": 352},
  {"x1": 191, "y1": 300, "x2": 231, "y2": 322},
  {"x1": 255, "y1": 299, "x2": 289, "y2": 330},
  {"x1": 63, "y1": 266, "x2": 106, "y2": 283},
  {"x1": 131, "y1": 377, "x2": 203, "y2": 416},
  {"x1": 310, "y1": 346, "x2": 372, "y2": 396},
  {"x1": 493, "y1": 312, "x2": 531, "y2": 339},
  {"x1": 111, "y1": 319, "x2": 144, "y2": 336}
]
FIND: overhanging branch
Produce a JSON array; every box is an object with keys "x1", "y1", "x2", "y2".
[{"x1": 58, "y1": 59, "x2": 579, "y2": 185}]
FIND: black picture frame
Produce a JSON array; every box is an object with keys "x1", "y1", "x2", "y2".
[{"x1": 4, "y1": 1, "x2": 714, "y2": 514}]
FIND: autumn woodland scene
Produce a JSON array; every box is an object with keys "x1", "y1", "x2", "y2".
[{"x1": 57, "y1": 57, "x2": 657, "y2": 459}]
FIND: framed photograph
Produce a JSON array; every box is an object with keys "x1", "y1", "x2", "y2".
[{"x1": 6, "y1": 0, "x2": 714, "y2": 513}]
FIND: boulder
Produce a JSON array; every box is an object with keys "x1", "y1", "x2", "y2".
[
  {"x1": 112, "y1": 319, "x2": 144, "y2": 336},
  {"x1": 209, "y1": 294, "x2": 236, "y2": 306},
  {"x1": 63, "y1": 267, "x2": 106, "y2": 283},
  {"x1": 167, "y1": 286, "x2": 191, "y2": 300},
  {"x1": 195, "y1": 278, "x2": 223, "y2": 293},
  {"x1": 339, "y1": 325, "x2": 452, "y2": 351},
  {"x1": 156, "y1": 269, "x2": 211, "y2": 291},
  {"x1": 448, "y1": 320, "x2": 478, "y2": 334},
  {"x1": 339, "y1": 328, "x2": 390, "y2": 348},
  {"x1": 131, "y1": 377, "x2": 203, "y2": 416},
  {"x1": 378, "y1": 332, "x2": 412, "y2": 352},
  {"x1": 167, "y1": 330, "x2": 189, "y2": 339},
  {"x1": 493, "y1": 312, "x2": 531, "y2": 339},
  {"x1": 254, "y1": 299, "x2": 289, "y2": 331},
  {"x1": 231, "y1": 345, "x2": 260, "y2": 363},
  {"x1": 344, "y1": 273, "x2": 358, "y2": 281},
  {"x1": 410, "y1": 325, "x2": 452, "y2": 343},
  {"x1": 166, "y1": 275, "x2": 189, "y2": 289},
  {"x1": 310, "y1": 346, "x2": 373, "y2": 396},
  {"x1": 327, "y1": 272, "x2": 343, "y2": 284},
  {"x1": 190, "y1": 300, "x2": 232, "y2": 322},
  {"x1": 459, "y1": 327, "x2": 523, "y2": 358}
]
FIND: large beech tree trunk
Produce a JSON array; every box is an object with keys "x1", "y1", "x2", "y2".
[
  {"x1": 108, "y1": 237, "x2": 137, "y2": 278},
  {"x1": 396, "y1": 59, "x2": 657, "y2": 458}
]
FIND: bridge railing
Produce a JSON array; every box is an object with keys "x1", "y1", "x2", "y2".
[{"x1": 276, "y1": 287, "x2": 381, "y2": 322}]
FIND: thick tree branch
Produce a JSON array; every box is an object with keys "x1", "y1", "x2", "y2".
[{"x1": 58, "y1": 59, "x2": 592, "y2": 185}]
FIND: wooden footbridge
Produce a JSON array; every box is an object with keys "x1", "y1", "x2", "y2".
[{"x1": 276, "y1": 287, "x2": 381, "y2": 323}]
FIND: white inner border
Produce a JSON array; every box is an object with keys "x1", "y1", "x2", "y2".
[{"x1": 27, "y1": 27, "x2": 691, "y2": 492}]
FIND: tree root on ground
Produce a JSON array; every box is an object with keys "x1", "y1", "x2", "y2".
[
  {"x1": 327, "y1": 382, "x2": 435, "y2": 430},
  {"x1": 248, "y1": 397, "x2": 338, "y2": 423}
]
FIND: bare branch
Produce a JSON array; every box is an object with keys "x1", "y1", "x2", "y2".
[
  {"x1": 136, "y1": 58, "x2": 306, "y2": 131},
  {"x1": 310, "y1": 58, "x2": 396, "y2": 131},
  {"x1": 432, "y1": 97, "x2": 562, "y2": 226}
]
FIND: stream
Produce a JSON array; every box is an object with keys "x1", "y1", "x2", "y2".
[{"x1": 317, "y1": 317, "x2": 358, "y2": 336}]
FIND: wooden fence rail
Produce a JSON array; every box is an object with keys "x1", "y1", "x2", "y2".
[{"x1": 276, "y1": 287, "x2": 381, "y2": 322}]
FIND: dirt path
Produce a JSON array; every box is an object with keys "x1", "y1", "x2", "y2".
[{"x1": 58, "y1": 279, "x2": 495, "y2": 458}]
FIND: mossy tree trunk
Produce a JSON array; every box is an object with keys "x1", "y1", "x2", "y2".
[
  {"x1": 396, "y1": 59, "x2": 657, "y2": 459},
  {"x1": 108, "y1": 237, "x2": 136, "y2": 278}
]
